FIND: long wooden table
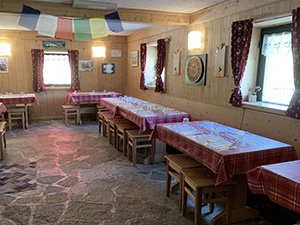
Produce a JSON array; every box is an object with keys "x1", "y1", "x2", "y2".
[
  {"x1": 66, "y1": 92, "x2": 121, "y2": 124},
  {"x1": 151, "y1": 121, "x2": 298, "y2": 224},
  {"x1": 0, "y1": 94, "x2": 39, "y2": 128},
  {"x1": 100, "y1": 97, "x2": 192, "y2": 133},
  {"x1": 247, "y1": 160, "x2": 300, "y2": 215}
]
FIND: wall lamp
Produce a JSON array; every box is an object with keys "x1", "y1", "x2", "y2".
[
  {"x1": 188, "y1": 31, "x2": 202, "y2": 50},
  {"x1": 0, "y1": 43, "x2": 11, "y2": 56},
  {"x1": 93, "y1": 46, "x2": 105, "y2": 57}
]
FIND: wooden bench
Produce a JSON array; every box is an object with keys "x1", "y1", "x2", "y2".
[
  {"x1": 0, "y1": 121, "x2": 7, "y2": 160},
  {"x1": 62, "y1": 105, "x2": 79, "y2": 126},
  {"x1": 126, "y1": 129, "x2": 154, "y2": 166},
  {"x1": 164, "y1": 154, "x2": 203, "y2": 210},
  {"x1": 181, "y1": 167, "x2": 236, "y2": 225},
  {"x1": 7, "y1": 107, "x2": 25, "y2": 131},
  {"x1": 107, "y1": 117, "x2": 129, "y2": 147}
]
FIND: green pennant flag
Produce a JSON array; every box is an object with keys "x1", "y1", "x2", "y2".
[
  {"x1": 90, "y1": 17, "x2": 108, "y2": 39},
  {"x1": 74, "y1": 19, "x2": 92, "y2": 41}
]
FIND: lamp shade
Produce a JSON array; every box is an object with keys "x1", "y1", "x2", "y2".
[
  {"x1": 188, "y1": 31, "x2": 202, "y2": 50},
  {"x1": 0, "y1": 43, "x2": 11, "y2": 56},
  {"x1": 93, "y1": 46, "x2": 105, "y2": 57}
]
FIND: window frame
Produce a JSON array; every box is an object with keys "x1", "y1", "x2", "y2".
[
  {"x1": 43, "y1": 51, "x2": 71, "y2": 88},
  {"x1": 256, "y1": 23, "x2": 292, "y2": 101}
]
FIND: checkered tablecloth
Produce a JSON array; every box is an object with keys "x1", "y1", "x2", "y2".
[
  {"x1": 151, "y1": 121, "x2": 298, "y2": 185},
  {"x1": 66, "y1": 92, "x2": 121, "y2": 104},
  {"x1": 247, "y1": 160, "x2": 300, "y2": 214},
  {"x1": 0, "y1": 94, "x2": 39, "y2": 105},
  {"x1": 100, "y1": 97, "x2": 192, "y2": 133},
  {"x1": 0, "y1": 103, "x2": 7, "y2": 114}
]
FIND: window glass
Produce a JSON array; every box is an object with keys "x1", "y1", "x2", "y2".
[
  {"x1": 257, "y1": 24, "x2": 294, "y2": 105},
  {"x1": 43, "y1": 53, "x2": 71, "y2": 86}
]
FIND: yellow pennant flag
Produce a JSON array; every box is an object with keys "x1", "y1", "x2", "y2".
[{"x1": 90, "y1": 17, "x2": 108, "y2": 39}]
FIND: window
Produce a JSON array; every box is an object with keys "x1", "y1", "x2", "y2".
[
  {"x1": 145, "y1": 43, "x2": 165, "y2": 88},
  {"x1": 256, "y1": 24, "x2": 294, "y2": 105},
  {"x1": 43, "y1": 51, "x2": 71, "y2": 87}
]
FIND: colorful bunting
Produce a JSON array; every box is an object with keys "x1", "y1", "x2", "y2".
[
  {"x1": 105, "y1": 12, "x2": 124, "y2": 33},
  {"x1": 18, "y1": 4, "x2": 40, "y2": 31},
  {"x1": 17, "y1": 4, "x2": 125, "y2": 40},
  {"x1": 56, "y1": 17, "x2": 73, "y2": 40},
  {"x1": 90, "y1": 17, "x2": 108, "y2": 39},
  {"x1": 37, "y1": 14, "x2": 58, "y2": 38}
]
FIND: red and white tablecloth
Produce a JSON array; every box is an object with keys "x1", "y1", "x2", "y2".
[
  {"x1": 151, "y1": 121, "x2": 298, "y2": 185},
  {"x1": 0, "y1": 103, "x2": 7, "y2": 114},
  {"x1": 247, "y1": 160, "x2": 300, "y2": 214},
  {"x1": 0, "y1": 94, "x2": 39, "y2": 105},
  {"x1": 100, "y1": 97, "x2": 192, "y2": 133},
  {"x1": 66, "y1": 92, "x2": 121, "y2": 104}
]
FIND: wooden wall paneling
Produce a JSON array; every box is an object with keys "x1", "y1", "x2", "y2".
[
  {"x1": 290, "y1": 0, "x2": 300, "y2": 9},
  {"x1": 241, "y1": 110, "x2": 300, "y2": 155}
]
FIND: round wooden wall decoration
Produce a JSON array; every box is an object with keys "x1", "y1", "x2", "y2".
[{"x1": 186, "y1": 56, "x2": 204, "y2": 83}]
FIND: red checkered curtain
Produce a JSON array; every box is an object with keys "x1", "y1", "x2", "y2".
[
  {"x1": 155, "y1": 39, "x2": 166, "y2": 92},
  {"x1": 229, "y1": 19, "x2": 253, "y2": 106},
  {"x1": 68, "y1": 50, "x2": 81, "y2": 92},
  {"x1": 31, "y1": 49, "x2": 46, "y2": 93},
  {"x1": 286, "y1": 8, "x2": 300, "y2": 119},
  {"x1": 140, "y1": 43, "x2": 147, "y2": 90}
]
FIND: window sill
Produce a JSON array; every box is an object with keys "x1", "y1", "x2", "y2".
[
  {"x1": 242, "y1": 101, "x2": 287, "y2": 116},
  {"x1": 45, "y1": 86, "x2": 70, "y2": 91}
]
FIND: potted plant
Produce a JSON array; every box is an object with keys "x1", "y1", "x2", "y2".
[{"x1": 248, "y1": 85, "x2": 261, "y2": 102}]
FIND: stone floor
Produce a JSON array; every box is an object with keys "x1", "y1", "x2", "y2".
[{"x1": 0, "y1": 120, "x2": 295, "y2": 225}]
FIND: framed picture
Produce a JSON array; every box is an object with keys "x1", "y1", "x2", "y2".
[
  {"x1": 43, "y1": 41, "x2": 66, "y2": 49},
  {"x1": 0, "y1": 58, "x2": 8, "y2": 73},
  {"x1": 79, "y1": 60, "x2": 93, "y2": 72},
  {"x1": 102, "y1": 63, "x2": 115, "y2": 74},
  {"x1": 131, "y1": 51, "x2": 139, "y2": 67},
  {"x1": 111, "y1": 50, "x2": 121, "y2": 57}
]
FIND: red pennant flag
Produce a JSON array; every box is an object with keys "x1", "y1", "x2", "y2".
[{"x1": 56, "y1": 17, "x2": 73, "y2": 40}]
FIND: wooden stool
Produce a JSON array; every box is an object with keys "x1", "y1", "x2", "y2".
[
  {"x1": 103, "y1": 114, "x2": 122, "y2": 137},
  {"x1": 115, "y1": 122, "x2": 139, "y2": 154},
  {"x1": 98, "y1": 111, "x2": 113, "y2": 134},
  {"x1": 0, "y1": 121, "x2": 7, "y2": 160},
  {"x1": 126, "y1": 129, "x2": 153, "y2": 166},
  {"x1": 181, "y1": 167, "x2": 236, "y2": 225},
  {"x1": 7, "y1": 107, "x2": 25, "y2": 131},
  {"x1": 16, "y1": 103, "x2": 32, "y2": 123},
  {"x1": 62, "y1": 105, "x2": 79, "y2": 126},
  {"x1": 164, "y1": 154, "x2": 203, "y2": 210},
  {"x1": 107, "y1": 118, "x2": 128, "y2": 147}
]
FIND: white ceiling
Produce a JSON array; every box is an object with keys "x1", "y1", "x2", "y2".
[
  {"x1": 0, "y1": 0, "x2": 227, "y2": 36},
  {"x1": 32, "y1": 0, "x2": 227, "y2": 14}
]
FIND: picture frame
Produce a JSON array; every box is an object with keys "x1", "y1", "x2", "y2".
[
  {"x1": 0, "y1": 57, "x2": 8, "y2": 73},
  {"x1": 102, "y1": 63, "x2": 115, "y2": 74},
  {"x1": 43, "y1": 41, "x2": 66, "y2": 49},
  {"x1": 131, "y1": 51, "x2": 139, "y2": 67},
  {"x1": 79, "y1": 60, "x2": 93, "y2": 72}
]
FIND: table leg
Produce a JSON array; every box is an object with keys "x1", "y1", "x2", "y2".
[
  {"x1": 210, "y1": 174, "x2": 259, "y2": 225},
  {"x1": 24, "y1": 104, "x2": 28, "y2": 129}
]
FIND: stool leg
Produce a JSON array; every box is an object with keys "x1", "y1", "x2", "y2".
[
  {"x1": 22, "y1": 112, "x2": 25, "y2": 130},
  {"x1": 166, "y1": 160, "x2": 171, "y2": 197},
  {"x1": 132, "y1": 139, "x2": 137, "y2": 166},
  {"x1": 3, "y1": 132, "x2": 6, "y2": 148},
  {"x1": 182, "y1": 177, "x2": 187, "y2": 216},
  {"x1": 8, "y1": 114, "x2": 12, "y2": 131},
  {"x1": 195, "y1": 187, "x2": 202, "y2": 225},
  {"x1": 0, "y1": 133, "x2": 3, "y2": 160},
  {"x1": 209, "y1": 193, "x2": 215, "y2": 213},
  {"x1": 65, "y1": 111, "x2": 69, "y2": 126},
  {"x1": 179, "y1": 171, "x2": 183, "y2": 210},
  {"x1": 103, "y1": 121, "x2": 107, "y2": 137},
  {"x1": 98, "y1": 118, "x2": 102, "y2": 133},
  {"x1": 116, "y1": 130, "x2": 120, "y2": 150},
  {"x1": 123, "y1": 132, "x2": 127, "y2": 156}
]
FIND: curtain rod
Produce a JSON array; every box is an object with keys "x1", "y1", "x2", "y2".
[{"x1": 254, "y1": 13, "x2": 291, "y2": 23}]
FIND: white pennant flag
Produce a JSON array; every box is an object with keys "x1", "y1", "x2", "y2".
[{"x1": 37, "y1": 14, "x2": 58, "y2": 38}]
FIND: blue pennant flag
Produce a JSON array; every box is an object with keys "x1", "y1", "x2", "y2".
[
  {"x1": 105, "y1": 12, "x2": 124, "y2": 33},
  {"x1": 18, "y1": 4, "x2": 41, "y2": 31}
]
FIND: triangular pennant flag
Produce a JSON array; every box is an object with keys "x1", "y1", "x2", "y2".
[
  {"x1": 74, "y1": 19, "x2": 92, "y2": 41},
  {"x1": 56, "y1": 17, "x2": 73, "y2": 40},
  {"x1": 37, "y1": 13, "x2": 58, "y2": 38},
  {"x1": 18, "y1": 4, "x2": 40, "y2": 31},
  {"x1": 90, "y1": 17, "x2": 108, "y2": 39},
  {"x1": 105, "y1": 12, "x2": 124, "y2": 33}
]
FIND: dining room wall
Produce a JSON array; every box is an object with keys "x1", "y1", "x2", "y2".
[
  {"x1": 125, "y1": 0, "x2": 300, "y2": 155},
  {"x1": 0, "y1": 30, "x2": 127, "y2": 119}
]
